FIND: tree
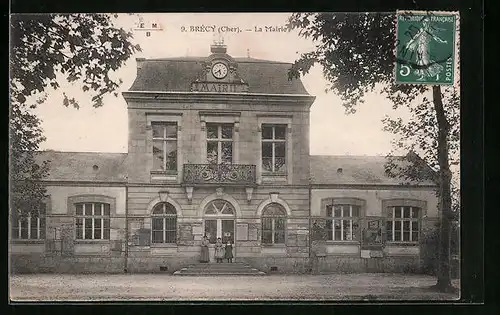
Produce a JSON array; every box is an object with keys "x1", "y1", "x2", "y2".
[
  {"x1": 287, "y1": 12, "x2": 458, "y2": 292},
  {"x1": 10, "y1": 14, "x2": 141, "y2": 219}
]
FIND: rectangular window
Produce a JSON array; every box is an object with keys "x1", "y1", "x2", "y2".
[
  {"x1": 152, "y1": 217, "x2": 164, "y2": 243},
  {"x1": 326, "y1": 204, "x2": 360, "y2": 241},
  {"x1": 165, "y1": 217, "x2": 177, "y2": 243},
  {"x1": 152, "y1": 122, "x2": 178, "y2": 172},
  {"x1": 261, "y1": 217, "x2": 285, "y2": 244},
  {"x1": 204, "y1": 219, "x2": 217, "y2": 244},
  {"x1": 152, "y1": 216, "x2": 177, "y2": 244},
  {"x1": 261, "y1": 217, "x2": 273, "y2": 244},
  {"x1": 386, "y1": 206, "x2": 420, "y2": 242},
  {"x1": 75, "y1": 203, "x2": 111, "y2": 240},
  {"x1": 206, "y1": 123, "x2": 233, "y2": 164},
  {"x1": 262, "y1": 125, "x2": 287, "y2": 173},
  {"x1": 11, "y1": 205, "x2": 46, "y2": 240}
]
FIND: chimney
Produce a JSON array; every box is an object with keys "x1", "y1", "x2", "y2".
[
  {"x1": 210, "y1": 35, "x2": 227, "y2": 54},
  {"x1": 136, "y1": 57, "x2": 146, "y2": 69},
  {"x1": 211, "y1": 44, "x2": 227, "y2": 54}
]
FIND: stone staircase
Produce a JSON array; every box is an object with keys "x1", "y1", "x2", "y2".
[{"x1": 173, "y1": 262, "x2": 266, "y2": 276}]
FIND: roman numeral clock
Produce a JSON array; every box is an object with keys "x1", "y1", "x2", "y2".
[{"x1": 211, "y1": 62, "x2": 228, "y2": 79}]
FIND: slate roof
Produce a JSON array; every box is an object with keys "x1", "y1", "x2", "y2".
[
  {"x1": 36, "y1": 151, "x2": 127, "y2": 183},
  {"x1": 129, "y1": 57, "x2": 309, "y2": 95},
  {"x1": 34, "y1": 151, "x2": 435, "y2": 186},
  {"x1": 309, "y1": 155, "x2": 437, "y2": 186}
]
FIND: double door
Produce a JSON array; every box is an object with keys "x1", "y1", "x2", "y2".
[{"x1": 204, "y1": 219, "x2": 235, "y2": 261}]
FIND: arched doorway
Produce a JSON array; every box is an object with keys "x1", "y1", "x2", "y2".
[{"x1": 203, "y1": 199, "x2": 236, "y2": 261}]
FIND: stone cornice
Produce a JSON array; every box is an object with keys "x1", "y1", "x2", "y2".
[
  {"x1": 122, "y1": 91, "x2": 316, "y2": 108},
  {"x1": 310, "y1": 184, "x2": 438, "y2": 190}
]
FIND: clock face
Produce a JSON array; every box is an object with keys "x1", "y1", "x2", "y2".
[{"x1": 211, "y1": 62, "x2": 228, "y2": 79}]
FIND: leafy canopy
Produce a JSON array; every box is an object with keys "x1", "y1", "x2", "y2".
[
  {"x1": 10, "y1": 14, "x2": 141, "y2": 217},
  {"x1": 288, "y1": 13, "x2": 429, "y2": 113},
  {"x1": 11, "y1": 14, "x2": 141, "y2": 109},
  {"x1": 287, "y1": 13, "x2": 458, "y2": 176}
]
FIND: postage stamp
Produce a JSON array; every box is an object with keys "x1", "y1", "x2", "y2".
[{"x1": 395, "y1": 11, "x2": 458, "y2": 85}]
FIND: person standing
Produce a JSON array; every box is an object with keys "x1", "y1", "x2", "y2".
[
  {"x1": 214, "y1": 237, "x2": 225, "y2": 263},
  {"x1": 224, "y1": 240, "x2": 233, "y2": 263},
  {"x1": 200, "y1": 235, "x2": 210, "y2": 263}
]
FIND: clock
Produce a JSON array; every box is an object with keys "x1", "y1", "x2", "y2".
[{"x1": 211, "y1": 62, "x2": 228, "y2": 79}]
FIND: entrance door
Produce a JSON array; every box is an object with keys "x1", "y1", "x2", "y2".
[
  {"x1": 203, "y1": 199, "x2": 236, "y2": 262},
  {"x1": 222, "y1": 219, "x2": 234, "y2": 244},
  {"x1": 204, "y1": 219, "x2": 235, "y2": 243}
]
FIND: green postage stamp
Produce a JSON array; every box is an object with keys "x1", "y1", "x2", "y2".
[{"x1": 395, "y1": 11, "x2": 458, "y2": 85}]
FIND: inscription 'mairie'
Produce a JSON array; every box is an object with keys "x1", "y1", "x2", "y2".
[{"x1": 191, "y1": 82, "x2": 249, "y2": 93}]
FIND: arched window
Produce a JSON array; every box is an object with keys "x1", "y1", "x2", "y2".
[
  {"x1": 203, "y1": 199, "x2": 235, "y2": 244},
  {"x1": 12, "y1": 204, "x2": 46, "y2": 240},
  {"x1": 261, "y1": 203, "x2": 286, "y2": 244},
  {"x1": 204, "y1": 199, "x2": 235, "y2": 216},
  {"x1": 152, "y1": 202, "x2": 177, "y2": 244}
]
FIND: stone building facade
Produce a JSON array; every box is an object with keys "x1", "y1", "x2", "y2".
[{"x1": 9, "y1": 43, "x2": 439, "y2": 274}]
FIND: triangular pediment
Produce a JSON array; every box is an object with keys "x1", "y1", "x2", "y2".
[{"x1": 190, "y1": 45, "x2": 249, "y2": 93}]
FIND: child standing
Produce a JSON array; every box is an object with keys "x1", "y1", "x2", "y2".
[
  {"x1": 224, "y1": 240, "x2": 233, "y2": 263},
  {"x1": 214, "y1": 237, "x2": 225, "y2": 263}
]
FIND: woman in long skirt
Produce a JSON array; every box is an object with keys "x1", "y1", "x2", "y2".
[
  {"x1": 200, "y1": 235, "x2": 210, "y2": 263},
  {"x1": 214, "y1": 238, "x2": 225, "y2": 263}
]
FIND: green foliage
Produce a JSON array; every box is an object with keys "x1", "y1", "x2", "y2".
[
  {"x1": 287, "y1": 12, "x2": 459, "y2": 206},
  {"x1": 10, "y1": 103, "x2": 50, "y2": 218},
  {"x1": 288, "y1": 13, "x2": 459, "y2": 289},
  {"x1": 420, "y1": 222, "x2": 460, "y2": 277},
  {"x1": 10, "y1": 14, "x2": 141, "y2": 217},
  {"x1": 287, "y1": 13, "x2": 426, "y2": 113},
  {"x1": 10, "y1": 14, "x2": 141, "y2": 109}
]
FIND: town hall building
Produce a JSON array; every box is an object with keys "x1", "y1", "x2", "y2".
[{"x1": 10, "y1": 42, "x2": 440, "y2": 274}]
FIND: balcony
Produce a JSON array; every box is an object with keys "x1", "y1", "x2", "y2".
[{"x1": 183, "y1": 164, "x2": 256, "y2": 185}]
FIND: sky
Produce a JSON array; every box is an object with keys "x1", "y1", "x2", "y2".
[{"x1": 33, "y1": 13, "x2": 410, "y2": 156}]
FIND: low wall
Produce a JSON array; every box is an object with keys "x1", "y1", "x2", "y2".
[
  {"x1": 11, "y1": 254, "x2": 421, "y2": 274},
  {"x1": 239, "y1": 255, "x2": 420, "y2": 274}
]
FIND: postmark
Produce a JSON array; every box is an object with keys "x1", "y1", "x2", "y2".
[{"x1": 395, "y1": 11, "x2": 458, "y2": 85}]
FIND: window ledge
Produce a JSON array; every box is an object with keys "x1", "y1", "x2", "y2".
[
  {"x1": 385, "y1": 242, "x2": 419, "y2": 247},
  {"x1": 150, "y1": 171, "x2": 178, "y2": 181},
  {"x1": 11, "y1": 239, "x2": 45, "y2": 244},
  {"x1": 261, "y1": 243, "x2": 286, "y2": 247},
  {"x1": 151, "y1": 170, "x2": 178, "y2": 175},
  {"x1": 75, "y1": 239, "x2": 111, "y2": 244},
  {"x1": 150, "y1": 243, "x2": 178, "y2": 248},
  {"x1": 262, "y1": 173, "x2": 287, "y2": 177},
  {"x1": 325, "y1": 241, "x2": 360, "y2": 245}
]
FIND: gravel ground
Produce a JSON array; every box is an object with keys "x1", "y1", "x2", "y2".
[{"x1": 9, "y1": 273, "x2": 460, "y2": 301}]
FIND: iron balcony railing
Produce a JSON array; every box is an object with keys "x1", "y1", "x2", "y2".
[{"x1": 183, "y1": 164, "x2": 256, "y2": 185}]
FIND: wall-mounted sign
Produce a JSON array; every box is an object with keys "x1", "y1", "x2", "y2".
[
  {"x1": 362, "y1": 219, "x2": 383, "y2": 250},
  {"x1": 191, "y1": 82, "x2": 249, "y2": 93},
  {"x1": 248, "y1": 228, "x2": 258, "y2": 241},
  {"x1": 192, "y1": 225, "x2": 203, "y2": 235},
  {"x1": 236, "y1": 224, "x2": 248, "y2": 241}
]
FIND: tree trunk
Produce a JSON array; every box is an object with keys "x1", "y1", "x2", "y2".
[{"x1": 432, "y1": 85, "x2": 454, "y2": 292}]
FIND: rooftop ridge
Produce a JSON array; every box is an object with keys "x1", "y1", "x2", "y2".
[
  {"x1": 39, "y1": 150, "x2": 127, "y2": 155},
  {"x1": 139, "y1": 57, "x2": 291, "y2": 64}
]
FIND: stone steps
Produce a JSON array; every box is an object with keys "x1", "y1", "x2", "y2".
[{"x1": 173, "y1": 262, "x2": 266, "y2": 276}]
